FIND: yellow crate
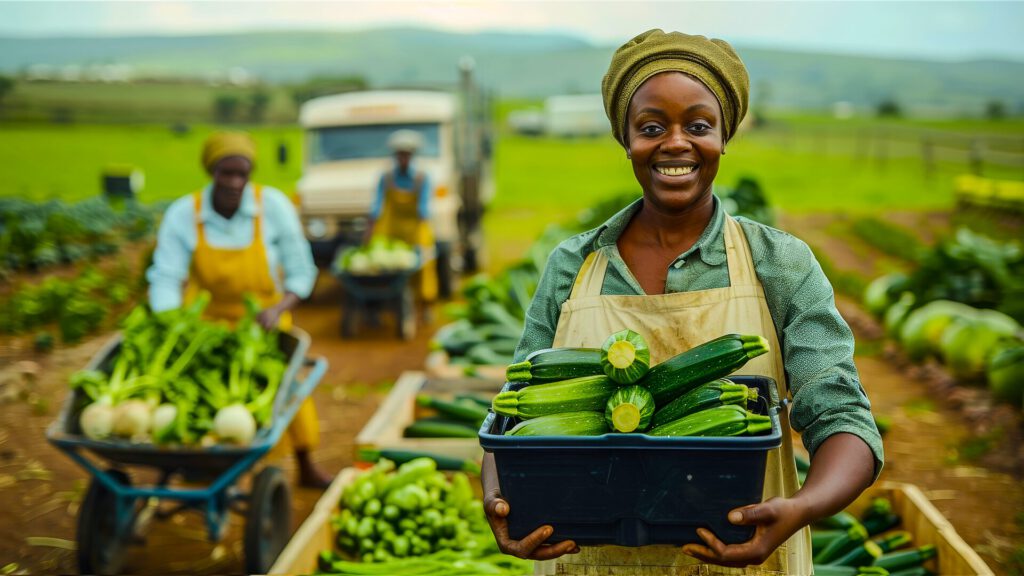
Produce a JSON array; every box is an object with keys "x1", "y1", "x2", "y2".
[
  {"x1": 355, "y1": 371, "x2": 502, "y2": 463},
  {"x1": 847, "y1": 481, "x2": 993, "y2": 575}
]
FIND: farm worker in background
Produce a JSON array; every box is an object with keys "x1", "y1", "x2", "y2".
[
  {"x1": 147, "y1": 131, "x2": 333, "y2": 489},
  {"x1": 482, "y1": 30, "x2": 883, "y2": 575},
  {"x1": 364, "y1": 129, "x2": 439, "y2": 310}
]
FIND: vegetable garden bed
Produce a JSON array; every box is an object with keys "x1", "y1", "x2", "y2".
[
  {"x1": 354, "y1": 372, "x2": 501, "y2": 468},
  {"x1": 845, "y1": 482, "x2": 993, "y2": 575}
]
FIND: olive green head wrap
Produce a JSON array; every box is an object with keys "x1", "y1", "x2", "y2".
[{"x1": 601, "y1": 29, "x2": 749, "y2": 147}]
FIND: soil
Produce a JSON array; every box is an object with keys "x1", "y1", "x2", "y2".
[{"x1": 0, "y1": 211, "x2": 1021, "y2": 575}]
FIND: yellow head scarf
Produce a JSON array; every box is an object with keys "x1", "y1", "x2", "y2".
[
  {"x1": 601, "y1": 29, "x2": 749, "y2": 147},
  {"x1": 201, "y1": 131, "x2": 257, "y2": 173}
]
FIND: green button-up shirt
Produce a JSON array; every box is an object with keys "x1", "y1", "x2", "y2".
[{"x1": 517, "y1": 195, "x2": 884, "y2": 477}]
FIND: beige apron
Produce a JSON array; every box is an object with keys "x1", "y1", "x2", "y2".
[{"x1": 539, "y1": 216, "x2": 812, "y2": 576}]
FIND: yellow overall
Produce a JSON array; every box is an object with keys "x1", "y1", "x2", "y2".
[
  {"x1": 374, "y1": 172, "x2": 439, "y2": 303},
  {"x1": 186, "y1": 185, "x2": 320, "y2": 452},
  {"x1": 538, "y1": 216, "x2": 812, "y2": 576}
]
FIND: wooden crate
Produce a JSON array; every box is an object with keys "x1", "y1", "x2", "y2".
[
  {"x1": 355, "y1": 371, "x2": 502, "y2": 464},
  {"x1": 848, "y1": 481, "x2": 993, "y2": 575},
  {"x1": 425, "y1": 350, "x2": 508, "y2": 382},
  {"x1": 270, "y1": 475, "x2": 989, "y2": 575},
  {"x1": 269, "y1": 467, "x2": 359, "y2": 575}
]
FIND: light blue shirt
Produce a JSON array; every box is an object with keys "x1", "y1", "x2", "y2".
[
  {"x1": 147, "y1": 182, "x2": 318, "y2": 312},
  {"x1": 369, "y1": 163, "x2": 432, "y2": 220}
]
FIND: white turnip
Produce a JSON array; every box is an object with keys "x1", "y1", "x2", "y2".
[{"x1": 214, "y1": 404, "x2": 256, "y2": 444}]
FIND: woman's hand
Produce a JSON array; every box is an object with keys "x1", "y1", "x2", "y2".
[
  {"x1": 483, "y1": 490, "x2": 579, "y2": 561},
  {"x1": 257, "y1": 292, "x2": 302, "y2": 331},
  {"x1": 681, "y1": 496, "x2": 806, "y2": 568},
  {"x1": 257, "y1": 304, "x2": 285, "y2": 331}
]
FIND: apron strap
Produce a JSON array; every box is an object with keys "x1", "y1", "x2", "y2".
[
  {"x1": 568, "y1": 249, "x2": 608, "y2": 300},
  {"x1": 252, "y1": 184, "x2": 264, "y2": 239},
  {"x1": 193, "y1": 190, "x2": 206, "y2": 244},
  {"x1": 724, "y1": 216, "x2": 759, "y2": 288}
]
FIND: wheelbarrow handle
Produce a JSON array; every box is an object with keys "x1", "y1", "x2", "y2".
[{"x1": 277, "y1": 356, "x2": 328, "y2": 425}]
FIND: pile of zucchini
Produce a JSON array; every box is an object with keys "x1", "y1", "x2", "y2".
[
  {"x1": 431, "y1": 274, "x2": 532, "y2": 370},
  {"x1": 494, "y1": 330, "x2": 772, "y2": 437},
  {"x1": 402, "y1": 393, "x2": 490, "y2": 440},
  {"x1": 812, "y1": 497, "x2": 938, "y2": 576}
]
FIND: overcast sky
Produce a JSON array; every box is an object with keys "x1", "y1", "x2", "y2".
[{"x1": 2, "y1": 1, "x2": 1023, "y2": 61}]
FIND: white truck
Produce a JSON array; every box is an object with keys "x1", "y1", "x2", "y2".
[{"x1": 296, "y1": 66, "x2": 492, "y2": 297}]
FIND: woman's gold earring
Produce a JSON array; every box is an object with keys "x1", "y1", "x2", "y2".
[{"x1": 721, "y1": 147, "x2": 727, "y2": 156}]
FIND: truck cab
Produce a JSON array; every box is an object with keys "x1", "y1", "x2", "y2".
[{"x1": 297, "y1": 87, "x2": 491, "y2": 296}]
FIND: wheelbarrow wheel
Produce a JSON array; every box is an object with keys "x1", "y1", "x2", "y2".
[
  {"x1": 244, "y1": 466, "x2": 291, "y2": 574},
  {"x1": 78, "y1": 469, "x2": 134, "y2": 576}
]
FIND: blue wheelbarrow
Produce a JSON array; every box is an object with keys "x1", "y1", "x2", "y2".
[{"x1": 46, "y1": 328, "x2": 328, "y2": 575}]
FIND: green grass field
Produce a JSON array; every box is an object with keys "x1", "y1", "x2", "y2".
[
  {"x1": 0, "y1": 124, "x2": 303, "y2": 201},
  {"x1": 1, "y1": 114, "x2": 1018, "y2": 271}
]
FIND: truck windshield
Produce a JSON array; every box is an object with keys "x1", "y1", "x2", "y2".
[{"x1": 309, "y1": 123, "x2": 441, "y2": 163}]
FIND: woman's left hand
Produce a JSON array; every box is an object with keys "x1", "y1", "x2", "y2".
[
  {"x1": 257, "y1": 304, "x2": 284, "y2": 331},
  {"x1": 681, "y1": 496, "x2": 806, "y2": 568}
]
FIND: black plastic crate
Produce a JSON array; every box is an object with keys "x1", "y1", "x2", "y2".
[{"x1": 478, "y1": 375, "x2": 781, "y2": 547}]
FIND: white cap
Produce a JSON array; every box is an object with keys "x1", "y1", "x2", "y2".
[{"x1": 387, "y1": 129, "x2": 423, "y2": 153}]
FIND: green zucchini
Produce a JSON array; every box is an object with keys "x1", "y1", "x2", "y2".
[
  {"x1": 453, "y1": 393, "x2": 492, "y2": 409},
  {"x1": 506, "y1": 411, "x2": 608, "y2": 436},
  {"x1": 604, "y1": 385, "x2": 655, "y2": 433},
  {"x1": 357, "y1": 448, "x2": 481, "y2": 474},
  {"x1": 861, "y1": 497, "x2": 892, "y2": 521},
  {"x1": 812, "y1": 565, "x2": 890, "y2": 576},
  {"x1": 817, "y1": 511, "x2": 862, "y2": 530},
  {"x1": 402, "y1": 420, "x2": 478, "y2": 438},
  {"x1": 829, "y1": 539, "x2": 883, "y2": 567},
  {"x1": 863, "y1": 513, "x2": 901, "y2": 536},
  {"x1": 887, "y1": 568, "x2": 933, "y2": 576},
  {"x1": 639, "y1": 333, "x2": 770, "y2": 404},
  {"x1": 796, "y1": 454, "x2": 811, "y2": 472},
  {"x1": 431, "y1": 319, "x2": 484, "y2": 355},
  {"x1": 491, "y1": 375, "x2": 615, "y2": 419},
  {"x1": 650, "y1": 378, "x2": 757, "y2": 427},
  {"x1": 601, "y1": 329, "x2": 651, "y2": 384},
  {"x1": 505, "y1": 347, "x2": 604, "y2": 383},
  {"x1": 813, "y1": 529, "x2": 846, "y2": 554},
  {"x1": 465, "y1": 343, "x2": 513, "y2": 366},
  {"x1": 647, "y1": 404, "x2": 772, "y2": 437},
  {"x1": 415, "y1": 394, "x2": 489, "y2": 424},
  {"x1": 814, "y1": 523, "x2": 870, "y2": 564},
  {"x1": 872, "y1": 531, "x2": 913, "y2": 555},
  {"x1": 872, "y1": 545, "x2": 937, "y2": 572}
]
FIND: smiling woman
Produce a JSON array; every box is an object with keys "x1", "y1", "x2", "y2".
[{"x1": 480, "y1": 29, "x2": 884, "y2": 576}]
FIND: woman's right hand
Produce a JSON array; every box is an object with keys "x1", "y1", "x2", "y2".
[{"x1": 483, "y1": 491, "x2": 580, "y2": 560}]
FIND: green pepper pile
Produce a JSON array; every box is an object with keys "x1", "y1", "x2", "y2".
[{"x1": 320, "y1": 458, "x2": 531, "y2": 575}]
